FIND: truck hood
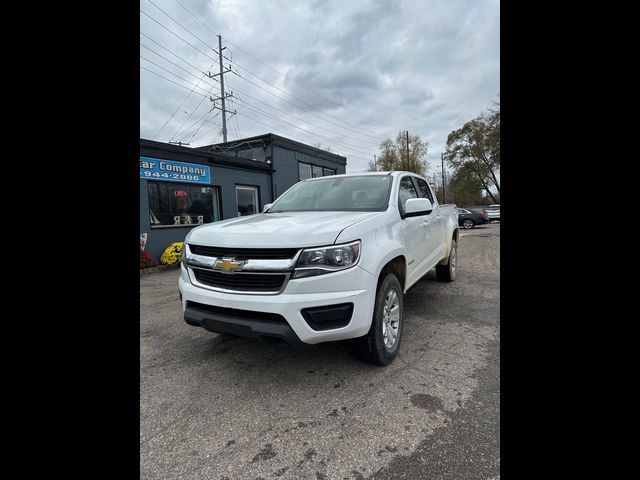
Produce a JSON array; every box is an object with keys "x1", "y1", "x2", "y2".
[{"x1": 186, "y1": 211, "x2": 378, "y2": 248}]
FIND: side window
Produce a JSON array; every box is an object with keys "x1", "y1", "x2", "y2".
[
  {"x1": 398, "y1": 176, "x2": 419, "y2": 214},
  {"x1": 414, "y1": 177, "x2": 435, "y2": 203}
]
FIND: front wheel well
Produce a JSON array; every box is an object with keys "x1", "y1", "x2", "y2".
[{"x1": 379, "y1": 256, "x2": 406, "y2": 292}]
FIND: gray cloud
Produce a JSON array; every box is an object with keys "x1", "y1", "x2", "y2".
[{"x1": 140, "y1": 0, "x2": 499, "y2": 172}]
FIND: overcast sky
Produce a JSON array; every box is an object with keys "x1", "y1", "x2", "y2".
[{"x1": 140, "y1": 0, "x2": 499, "y2": 174}]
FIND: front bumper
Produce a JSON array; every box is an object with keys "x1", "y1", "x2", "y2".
[{"x1": 178, "y1": 263, "x2": 377, "y2": 345}]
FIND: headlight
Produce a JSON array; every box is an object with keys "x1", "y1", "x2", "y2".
[{"x1": 292, "y1": 241, "x2": 361, "y2": 279}]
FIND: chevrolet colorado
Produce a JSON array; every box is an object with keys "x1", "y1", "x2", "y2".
[{"x1": 179, "y1": 171, "x2": 459, "y2": 365}]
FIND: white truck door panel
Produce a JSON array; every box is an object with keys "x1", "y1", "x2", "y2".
[
  {"x1": 410, "y1": 177, "x2": 445, "y2": 281},
  {"x1": 398, "y1": 175, "x2": 443, "y2": 286}
]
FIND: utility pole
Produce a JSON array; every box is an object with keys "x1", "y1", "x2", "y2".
[
  {"x1": 206, "y1": 35, "x2": 235, "y2": 143},
  {"x1": 441, "y1": 152, "x2": 446, "y2": 203},
  {"x1": 406, "y1": 130, "x2": 410, "y2": 172}
]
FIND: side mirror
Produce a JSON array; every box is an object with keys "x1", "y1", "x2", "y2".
[
  {"x1": 404, "y1": 198, "x2": 433, "y2": 217},
  {"x1": 262, "y1": 203, "x2": 273, "y2": 213}
]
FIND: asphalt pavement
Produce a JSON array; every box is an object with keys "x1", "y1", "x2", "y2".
[{"x1": 140, "y1": 222, "x2": 500, "y2": 480}]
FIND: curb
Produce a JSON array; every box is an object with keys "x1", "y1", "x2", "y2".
[{"x1": 140, "y1": 264, "x2": 181, "y2": 276}]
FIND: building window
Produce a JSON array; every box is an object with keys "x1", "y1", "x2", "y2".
[
  {"x1": 237, "y1": 147, "x2": 266, "y2": 162},
  {"x1": 298, "y1": 162, "x2": 336, "y2": 180},
  {"x1": 236, "y1": 185, "x2": 259, "y2": 216},
  {"x1": 148, "y1": 181, "x2": 220, "y2": 228},
  {"x1": 299, "y1": 162, "x2": 312, "y2": 180}
]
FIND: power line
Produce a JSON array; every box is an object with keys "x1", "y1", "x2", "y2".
[
  {"x1": 141, "y1": 9, "x2": 386, "y2": 144},
  {"x1": 187, "y1": 114, "x2": 221, "y2": 144},
  {"x1": 141, "y1": 91, "x2": 190, "y2": 114},
  {"x1": 222, "y1": 78, "x2": 381, "y2": 149},
  {"x1": 140, "y1": 38, "x2": 377, "y2": 160},
  {"x1": 151, "y1": 68, "x2": 208, "y2": 140},
  {"x1": 226, "y1": 57, "x2": 385, "y2": 141},
  {"x1": 140, "y1": 55, "x2": 215, "y2": 96},
  {"x1": 140, "y1": 32, "x2": 219, "y2": 82},
  {"x1": 195, "y1": 107, "x2": 374, "y2": 165},
  {"x1": 230, "y1": 71, "x2": 382, "y2": 147},
  {"x1": 146, "y1": 0, "x2": 219, "y2": 55},
  {"x1": 141, "y1": 32, "x2": 379, "y2": 150},
  {"x1": 140, "y1": 44, "x2": 218, "y2": 87},
  {"x1": 141, "y1": 55, "x2": 217, "y2": 141},
  {"x1": 170, "y1": 0, "x2": 387, "y2": 136},
  {"x1": 191, "y1": 124, "x2": 224, "y2": 146},
  {"x1": 142, "y1": 38, "x2": 378, "y2": 148},
  {"x1": 140, "y1": 9, "x2": 217, "y2": 64},
  {"x1": 234, "y1": 98, "x2": 374, "y2": 157},
  {"x1": 170, "y1": 97, "x2": 214, "y2": 143},
  {"x1": 140, "y1": 65, "x2": 209, "y2": 98},
  {"x1": 142, "y1": 62, "x2": 376, "y2": 159},
  {"x1": 184, "y1": 109, "x2": 221, "y2": 144}
]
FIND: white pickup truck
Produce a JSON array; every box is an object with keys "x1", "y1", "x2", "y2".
[{"x1": 179, "y1": 171, "x2": 459, "y2": 365}]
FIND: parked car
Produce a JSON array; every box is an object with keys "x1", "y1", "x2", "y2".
[
  {"x1": 179, "y1": 172, "x2": 459, "y2": 365},
  {"x1": 485, "y1": 204, "x2": 500, "y2": 222},
  {"x1": 458, "y1": 207, "x2": 489, "y2": 229}
]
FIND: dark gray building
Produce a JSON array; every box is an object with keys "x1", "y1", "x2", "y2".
[{"x1": 140, "y1": 134, "x2": 347, "y2": 260}]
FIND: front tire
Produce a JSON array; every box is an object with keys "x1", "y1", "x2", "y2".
[
  {"x1": 354, "y1": 273, "x2": 404, "y2": 366},
  {"x1": 436, "y1": 239, "x2": 457, "y2": 282},
  {"x1": 462, "y1": 219, "x2": 475, "y2": 229}
]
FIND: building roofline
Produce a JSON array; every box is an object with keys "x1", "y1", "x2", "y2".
[
  {"x1": 140, "y1": 138, "x2": 272, "y2": 173},
  {"x1": 196, "y1": 133, "x2": 347, "y2": 165}
]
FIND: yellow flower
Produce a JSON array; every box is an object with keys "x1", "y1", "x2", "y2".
[{"x1": 160, "y1": 242, "x2": 184, "y2": 265}]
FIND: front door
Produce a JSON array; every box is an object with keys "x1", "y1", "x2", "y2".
[
  {"x1": 413, "y1": 176, "x2": 445, "y2": 268},
  {"x1": 397, "y1": 175, "x2": 428, "y2": 287}
]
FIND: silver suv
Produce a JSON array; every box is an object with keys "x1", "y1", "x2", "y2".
[{"x1": 486, "y1": 204, "x2": 500, "y2": 221}]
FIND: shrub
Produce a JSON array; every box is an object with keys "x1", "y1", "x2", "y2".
[
  {"x1": 140, "y1": 248, "x2": 157, "y2": 269},
  {"x1": 160, "y1": 242, "x2": 184, "y2": 266}
]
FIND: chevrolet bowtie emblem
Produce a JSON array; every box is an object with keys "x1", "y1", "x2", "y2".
[{"x1": 214, "y1": 258, "x2": 245, "y2": 273}]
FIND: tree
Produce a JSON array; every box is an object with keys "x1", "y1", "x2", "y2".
[
  {"x1": 444, "y1": 103, "x2": 500, "y2": 203},
  {"x1": 447, "y1": 164, "x2": 485, "y2": 207},
  {"x1": 312, "y1": 142, "x2": 333, "y2": 153},
  {"x1": 376, "y1": 131, "x2": 428, "y2": 175}
]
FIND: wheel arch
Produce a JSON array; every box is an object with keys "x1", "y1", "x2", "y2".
[{"x1": 378, "y1": 255, "x2": 407, "y2": 292}]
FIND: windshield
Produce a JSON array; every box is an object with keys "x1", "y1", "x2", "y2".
[{"x1": 269, "y1": 175, "x2": 392, "y2": 213}]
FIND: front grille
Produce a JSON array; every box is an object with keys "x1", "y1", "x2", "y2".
[
  {"x1": 193, "y1": 269, "x2": 286, "y2": 292},
  {"x1": 188, "y1": 245, "x2": 299, "y2": 260}
]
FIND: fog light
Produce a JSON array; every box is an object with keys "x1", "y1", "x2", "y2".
[{"x1": 301, "y1": 303, "x2": 353, "y2": 331}]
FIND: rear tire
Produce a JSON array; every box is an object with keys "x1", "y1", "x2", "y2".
[
  {"x1": 354, "y1": 273, "x2": 404, "y2": 366},
  {"x1": 436, "y1": 240, "x2": 457, "y2": 282},
  {"x1": 462, "y1": 219, "x2": 475, "y2": 229}
]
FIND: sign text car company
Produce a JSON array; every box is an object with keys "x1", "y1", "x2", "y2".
[{"x1": 140, "y1": 157, "x2": 211, "y2": 184}]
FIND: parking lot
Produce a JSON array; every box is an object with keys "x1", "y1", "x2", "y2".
[{"x1": 140, "y1": 223, "x2": 500, "y2": 480}]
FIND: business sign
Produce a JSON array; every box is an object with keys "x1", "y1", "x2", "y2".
[{"x1": 140, "y1": 156, "x2": 211, "y2": 184}]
